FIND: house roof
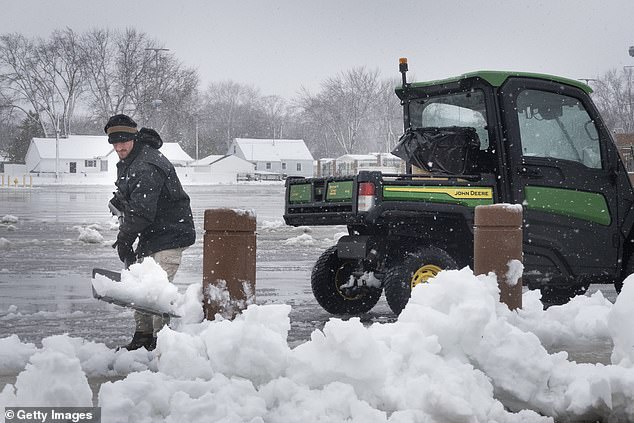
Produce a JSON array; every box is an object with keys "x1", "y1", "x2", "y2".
[
  {"x1": 159, "y1": 143, "x2": 193, "y2": 163},
  {"x1": 189, "y1": 154, "x2": 225, "y2": 166},
  {"x1": 31, "y1": 136, "x2": 113, "y2": 159},
  {"x1": 234, "y1": 138, "x2": 313, "y2": 161},
  {"x1": 337, "y1": 153, "x2": 401, "y2": 162},
  {"x1": 338, "y1": 154, "x2": 379, "y2": 161}
]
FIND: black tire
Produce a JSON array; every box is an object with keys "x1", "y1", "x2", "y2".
[
  {"x1": 540, "y1": 283, "x2": 585, "y2": 307},
  {"x1": 383, "y1": 246, "x2": 458, "y2": 315},
  {"x1": 311, "y1": 246, "x2": 382, "y2": 315}
]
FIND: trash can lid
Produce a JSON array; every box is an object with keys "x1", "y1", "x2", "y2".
[
  {"x1": 204, "y1": 208, "x2": 257, "y2": 232},
  {"x1": 474, "y1": 203, "x2": 523, "y2": 227}
]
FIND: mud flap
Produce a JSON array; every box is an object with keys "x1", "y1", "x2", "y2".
[{"x1": 91, "y1": 268, "x2": 181, "y2": 318}]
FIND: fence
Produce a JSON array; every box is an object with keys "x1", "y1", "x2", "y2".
[{"x1": 0, "y1": 174, "x2": 32, "y2": 188}]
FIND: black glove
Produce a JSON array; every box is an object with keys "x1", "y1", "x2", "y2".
[
  {"x1": 113, "y1": 231, "x2": 137, "y2": 266},
  {"x1": 109, "y1": 192, "x2": 124, "y2": 214}
]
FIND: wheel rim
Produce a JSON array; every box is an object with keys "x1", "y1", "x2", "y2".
[
  {"x1": 410, "y1": 264, "x2": 442, "y2": 289},
  {"x1": 335, "y1": 263, "x2": 362, "y2": 300}
]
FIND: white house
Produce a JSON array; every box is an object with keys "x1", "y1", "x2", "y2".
[
  {"x1": 25, "y1": 136, "x2": 113, "y2": 175},
  {"x1": 179, "y1": 154, "x2": 255, "y2": 184},
  {"x1": 227, "y1": 138, "x2": 314, "y2": 178},
  {"x1": 25, "y1": 137, "x2": 194, "y2": 176}
]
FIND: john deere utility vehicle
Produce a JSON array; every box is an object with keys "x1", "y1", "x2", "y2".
[{"x1": 284, "y1": 59, "x2": 634, "y2": 315}]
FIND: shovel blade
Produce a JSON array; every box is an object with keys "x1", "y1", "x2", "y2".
[{"x1": 91, "y1": 267, "x2": 181, "y2": 318}]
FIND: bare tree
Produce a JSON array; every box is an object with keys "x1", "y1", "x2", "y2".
[
  {"x1": 200, "y1": 81, "x2": 262, "y2": 153},
  {"x1": 298, "y1": 67, "x2": 381, "y2": 155},
  {"x1": 0, "y1": 33, "x2": 50, "y2": 135},
  {"x1": 592, "y1": 69, "x2": 633, "y2": 133},
  {"x1": 41, "y1": 28, "x2": 85, "y2": 135},
  {"x1": 373, "y1": 77, "x2": 403, "y2": 152},
  {"x1": 155, "y1": 63, "x2": 199, "y2": 151},
  {"x1": 79, "y1": 28, "x2": 200, "y2": 151},
  {"x1": 259, "y1": 95, "x2": 287, "y2": 139},
  {"x1": 0, "y1": 29, "x2": 85, "y2": 137},
  {"x1": 80, "y1": 29, "x2": 119, "y2": 120},
  {"x1": 80, "y1": 28, "x2": 155, "y2": 122}
]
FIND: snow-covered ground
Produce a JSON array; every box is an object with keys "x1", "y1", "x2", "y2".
[{"x1": 1, "y1": 184, "x2": 632, "y2": 422}]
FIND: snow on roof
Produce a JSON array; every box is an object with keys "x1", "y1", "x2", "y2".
[
  {"x1": 234, "y1": 138, "x2": 313, "y2": 161},
  {"x1": 30, "y1": 137, "x2": 193, "y2": 164},
  {"x1": 159, "y1": 143, "x2": 193, "y2": 163},
  {"x1": 335, "y1": 152, "x2": 401, "y2": 162},
  {"x1": 189, "y1": 154, "x2": 225, "y2": 166},
  {"x1": 338, "y1": 154, "x2": 378, "y2": 161},
  {"x1": 31, "y1": 135, "x2": 113, "y2": 159}
]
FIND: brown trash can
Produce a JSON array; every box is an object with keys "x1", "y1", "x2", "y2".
[
  {"x1": 203, "y1": 208, "x2": 256, "y2": 320},
  {"x1": 473, "y1": 204, "x2": 523, "y2": 310}
]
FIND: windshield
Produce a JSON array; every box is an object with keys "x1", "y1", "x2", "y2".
[{"x1": 409, "y1": 90, "x2": 489, "y2": 150}]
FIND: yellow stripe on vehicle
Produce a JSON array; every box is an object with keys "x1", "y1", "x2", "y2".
[{"x1": 384, "y1": 186, "x2": 493, "y2": 199}]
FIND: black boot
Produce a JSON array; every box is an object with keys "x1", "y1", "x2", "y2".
[{"x1": 120, "y1": 332, "x2": 154, "y2": 351}]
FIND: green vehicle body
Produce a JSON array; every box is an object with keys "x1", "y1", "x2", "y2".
[{"x1": 284, "y1": 66, "x2": 634, "y2": 314}]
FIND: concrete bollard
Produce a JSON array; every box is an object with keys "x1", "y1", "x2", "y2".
[
  {"x1": 473, "y1": 204, "x2": 523, "y2": 310},
  {"x1": 202, "y1": 208, "x2": 256, "y2": 320}
]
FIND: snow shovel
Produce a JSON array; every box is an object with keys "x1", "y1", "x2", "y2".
[{"x1": 91, "y1": 268, "x2": 181, "y2": 318}]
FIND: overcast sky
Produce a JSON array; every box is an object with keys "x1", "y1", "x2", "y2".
[{"x1": 1, "y1": 0, "x2": 633, "y2": 99}]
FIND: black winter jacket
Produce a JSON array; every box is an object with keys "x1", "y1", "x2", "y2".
[{"x1": 115, "y1": 139, "x2": 196, "y2": 257}]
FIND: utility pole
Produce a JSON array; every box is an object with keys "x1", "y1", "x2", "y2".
[
  {"x1": 145, "y1": 48, "x2": 169, "y2": 128},
  {"x1": 195, "y1": 121, "x2": 199, "y2": 161},
  {"x1": 624, "y1": 66, "x2": 634, "y2": 132},
  {"x1": 627, "y1": 47, "x2": 634, "y2": 131},
  {"x1": 55, "y1": 113, "x2": 60, "y2": 181},
  {"x1": 145, "y1": 47, "x2": 169, "y2": 68}
]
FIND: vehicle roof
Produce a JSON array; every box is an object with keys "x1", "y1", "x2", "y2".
[{"x1": 396, "y1": 70, "x2": 592, "y2": 96}]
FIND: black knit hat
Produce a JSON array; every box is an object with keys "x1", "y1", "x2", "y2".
[{"x1": 104, "y1": 114, "x2": 138, "y2": 144}]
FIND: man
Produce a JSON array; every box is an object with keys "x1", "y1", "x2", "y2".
[{"x1": 106, "y1": 114, "x2": 196, "y2": 351}]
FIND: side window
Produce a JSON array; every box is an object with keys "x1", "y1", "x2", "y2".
[{"x1": 516, "y1": 89, "x2": 601, "y2": 169}]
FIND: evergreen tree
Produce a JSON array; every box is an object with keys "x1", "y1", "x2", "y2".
[{"x1": 5, "y1": 112, "x2": 43, "y2": 163}]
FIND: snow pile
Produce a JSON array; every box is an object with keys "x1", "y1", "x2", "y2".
[
  {"x1": 93, "y1": 268, "x2": 634, "y2": 421},
  {"x1": 260, "y1": 220, "x2": 285, "y2": 230},
  {"x1": 508, "y1": 289, "x2": 613, "y2": 348},
  {"x1": 1, "y1": 215, "x2": 18, "y2": 224},
  {"x1": 0, "y1": 336, "x2": 92, "y2": 407},
  {"x1": 609, "y1": 275, "x2": 634, "y2": 367},
  {"x1": 0, "y1": 335, "x2": 37, "y2": 375},
  {"x1": 91, "y1": 259, "x2": 202, "y2": 320},
  {"x1": 76, "y1": 225, "x2": 104, "y2": 243},
  {"x1": 283, "y1": 233, "x2": 316, "y2": 246},
  {"x1": 3, "y1": 268, "x2": 634, "y2": 421}
]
